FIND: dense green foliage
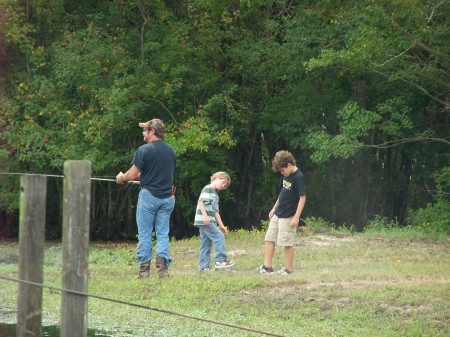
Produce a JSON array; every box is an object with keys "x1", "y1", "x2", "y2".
[{"x1": 0, "y1": 0, "x2": 448, "y2": 239}]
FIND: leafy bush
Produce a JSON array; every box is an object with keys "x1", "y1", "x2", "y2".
[
  {"x1": 260, "y1": 219, "x2": 269, "y2": 231},
  {"x1": 261, "y1": 216, "x2": 335, "y2": 234},
  {"x1": 407, "y1": 200, "x2": 450, "y2": 237},
  {"x1": 303, "y1": 216, "x2": 335, "y2": 233},
  {"x1": 406, "y1": 168, "x2": 450, "y2": 238},
  {"x1": 365, "y1": 215, "x2": 401, "y2": 233}
]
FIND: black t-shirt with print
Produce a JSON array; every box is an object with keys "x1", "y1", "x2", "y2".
[{"x1": 275, "y1": 169, "x2": 306, "y2": 218}]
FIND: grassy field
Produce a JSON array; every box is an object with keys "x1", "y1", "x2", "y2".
[{"x1": 0, "y1": 228, "x2": 449, "y2": 336}]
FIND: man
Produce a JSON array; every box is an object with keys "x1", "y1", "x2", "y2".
[{"x1": 116, "y1": 118, "x2": 176, "y2": 279}]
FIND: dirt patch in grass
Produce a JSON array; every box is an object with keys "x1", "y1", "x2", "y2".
[
  {"x1": 305, "y1": 235, "x2": 355, "y2": 246},
  {"x1": 236, "y1": 284, "x2": 357, "y2": 313},
  {"x1": 235, "y1": 277, "x2": 447, "y2": 311},
  {"x1": 379, "y1": 303, "x2": 434, "y2": 314},
  {"x1": 227, "y1": 249, "x2": 248, "y2": 257}
]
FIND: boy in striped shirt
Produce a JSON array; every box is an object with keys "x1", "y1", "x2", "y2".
[{"x1": 194, "y1": 172, "x2": 235, "y2": 271}]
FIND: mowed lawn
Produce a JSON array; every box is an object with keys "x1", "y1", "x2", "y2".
[{"x1": 1, "y1": 229, "x2": 449, "y2": 336}]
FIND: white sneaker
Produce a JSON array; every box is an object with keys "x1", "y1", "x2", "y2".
[
  {"x1": 199, "y1": 267, "x2": 216, "y2": 272},
  {"x1": 259, "y1": 264, "x2": 274, "y2": 274},
  {"x1": 276, "y1": 267, "x2": 292, "y2": 275},
  {"x1": 215, "y1": 260, "x2": 235, "y2": 269}
]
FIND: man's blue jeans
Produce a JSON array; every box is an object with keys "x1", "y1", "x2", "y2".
[
  {"x1": 198, "y1": 224, "x2": 228, "y2": 270},
  {"x1": 136, "y1": 188, "x2": 175, "y2": 266}
]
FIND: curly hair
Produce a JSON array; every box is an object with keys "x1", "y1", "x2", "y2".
[{"x1": 271, "y1": 150, "x2": 296, "y2": 172}]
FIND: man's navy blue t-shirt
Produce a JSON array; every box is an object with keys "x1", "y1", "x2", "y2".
[{"x1": 131, "y1": 140, "x2": 176, "y2": 199}]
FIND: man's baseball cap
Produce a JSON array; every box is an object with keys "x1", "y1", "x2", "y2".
[{"x1": 138, "y1": 118, "x2": 165, "y2": 137}]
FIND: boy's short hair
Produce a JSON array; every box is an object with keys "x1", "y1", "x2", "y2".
[
  {"x1": 272, "y1": 150, "x2": 296, "y2": 172},
  {"x1": 210, "y1": 171, "x2": 231, "y2": 188}
]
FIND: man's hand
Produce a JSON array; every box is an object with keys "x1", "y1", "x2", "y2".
[{"x1": 116, "y1": 172, "x2": 125, "y2": 184}]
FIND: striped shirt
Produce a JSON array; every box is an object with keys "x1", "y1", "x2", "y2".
[{"x1": 194, "y1": 184, "x2": 219, "y2": 226}]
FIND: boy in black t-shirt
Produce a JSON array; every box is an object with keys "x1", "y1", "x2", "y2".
[{"x1": 259, "y1": 150, "x2": 306, "y2": 275}]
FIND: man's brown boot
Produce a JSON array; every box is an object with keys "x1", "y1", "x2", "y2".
[
  {"x1": 155, "y1": 256, "x2": 169, "y2": 279},
  {"x1": 137, "y1": 262, "x2": 150, "y2": 279}
]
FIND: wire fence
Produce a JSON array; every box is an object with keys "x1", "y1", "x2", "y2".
[
  {"x1": 0, "y1": 171, "x2": 285, "y2": 337},
  {"x1": 0, "y1": 274, "x2": 284, "y2": 337}
]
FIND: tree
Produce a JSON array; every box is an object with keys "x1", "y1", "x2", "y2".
[
  {"x1": 267, "y1": 0, "x2": 449, "y2": 227},
  {"x1": 1, "y1": 0, "x2": 448, "y2": 237}
]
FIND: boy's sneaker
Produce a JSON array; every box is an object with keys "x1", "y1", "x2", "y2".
[
  {"x1": 137, "y1": 262, "x2": 150, "y2": 279},
  {"x1": 259, "y1": 264, "x2": 274, "y2": 274},
  {"x1": 276, "y1": 267, "x2": 292, "y2": 275},
  {"x1": 215, "y1": 260, "x2": 235, "y2": 269},
  {"x1": 199, "y1": 267, "x2": 216, "y2": 272}
]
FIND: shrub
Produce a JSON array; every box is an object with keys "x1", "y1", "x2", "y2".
[
  {"x1": 365, "y1": 215, "x2": 400, "y2": 233},
  {"x1": 303, "y1": 216, "x2": 335, "y2": 233},
  {"x1": 260, "y1": 219, "x2": 269, "y2": 231},
  {"x1": 407, "y1": 200, "x2": 450, "y2": 237}
]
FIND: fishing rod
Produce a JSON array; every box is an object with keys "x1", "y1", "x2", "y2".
[{"x1": 0, "y1": 172, "x2": 140, "y2": 184}]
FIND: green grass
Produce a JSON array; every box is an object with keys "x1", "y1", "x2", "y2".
[{"x1": 1, "y1": 229, "x2": 449, "y2": 336}]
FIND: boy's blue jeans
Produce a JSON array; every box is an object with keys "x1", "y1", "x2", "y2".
[
  {"x1": 136, "y1": 188, "x2": 175, "y2": 266},
  {"x1": 198, "y1": 224, "x2": 228, "y2": 270}
]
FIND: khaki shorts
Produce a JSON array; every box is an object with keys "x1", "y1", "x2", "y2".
[{"x1": 264, "y1": 214, "x2": 296, "y2": 247}]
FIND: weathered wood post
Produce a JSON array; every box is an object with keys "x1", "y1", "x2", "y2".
[
  {"x1": 17, "y1": 174, "x2": 47, "y2": 337},
  {"x1": 60, "y1": 160, "x2": 91, "y2": 337}
]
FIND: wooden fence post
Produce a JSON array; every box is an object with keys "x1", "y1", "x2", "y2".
[
  {"x1": 16, "y1": 174, "x2": 47, "y2": 337},
  {"x1": 60, "y1": 160, "x2": 91, "y2": 337}
]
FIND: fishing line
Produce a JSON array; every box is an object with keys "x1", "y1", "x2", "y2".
[{"x1": 0, "y1": 172, "x2": 139, "y2": 184}]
